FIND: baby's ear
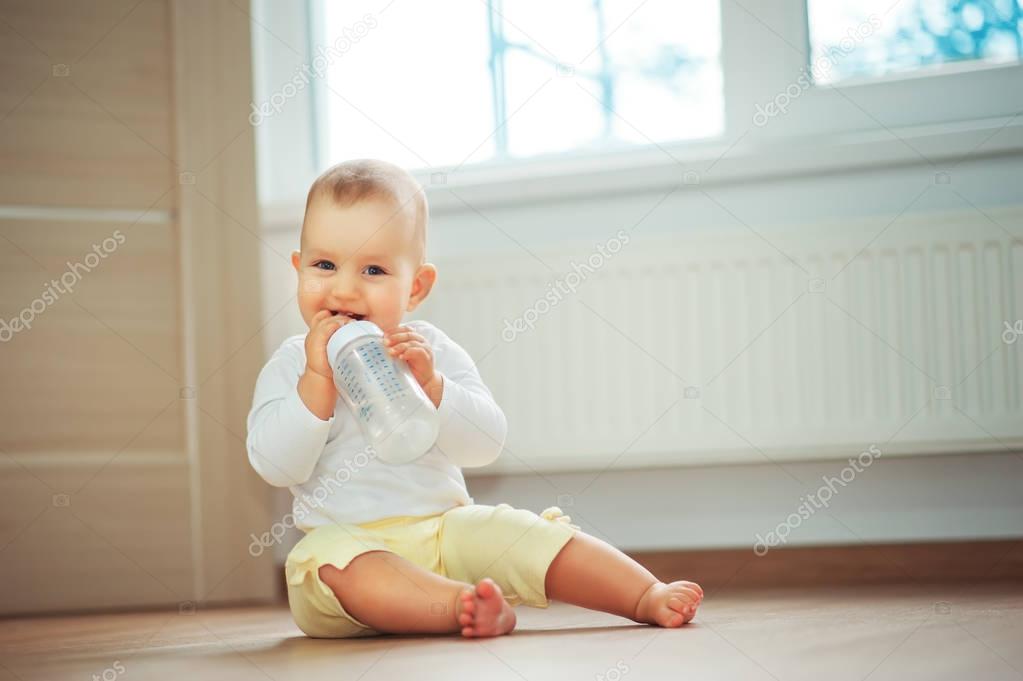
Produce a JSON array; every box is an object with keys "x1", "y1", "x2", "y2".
[
  {"x1": 291, "y1": 251, "x2": 301, "y2": 272},
  {"x1": 406, "y1": 263, "x2": 438, "y2": 311}
]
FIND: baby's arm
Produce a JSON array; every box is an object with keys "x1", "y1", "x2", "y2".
[
  {"x1": 246, "y1": 311, "x2": 349, "y2": 487},
  {"x1": 431, "y1": 350, "x2": 507, "y2": 467},
  {"x1": 383, "y1": 323, "x2": 507, "y2": 468}
]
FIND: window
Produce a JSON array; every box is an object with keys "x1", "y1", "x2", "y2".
[
  {"x1": 250, "y1": 0, "x2": 1023, "y2": 209},
  {"x1": 319, "y1": 0, "x2": 723, "y2": 171},
  {"x1": 807, "y1": 0, "x2": 1023, "y2": 84}
]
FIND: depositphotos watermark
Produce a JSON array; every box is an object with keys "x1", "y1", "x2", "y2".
[
  {"x1": 753, "y1": 14, "x2": 881, "y2": 127},
  {"x1": 248, "y1": 446, "x2": 377, "y2": 556},
  {"x1": 249, "y1": 14, "x2": 377, "y2": 126},
  {"x1": 595, "y1": 661, "x2": 630, "y2": 681},
  {"x1": 501, "y1": 229, "x2": 630, "y2": 342},
  {"x1": 91, "y1": 660, "x2": 125, "y2": 681},
  {"x1": 1003, "y1": 320, "x2": 1023, "y2": 344},
  {"x1": 753, "y1": 444, "x2": 882, "y2": 556},
  {"x1": 0, "y1": 229, "x2": 127, "y2": 343}
]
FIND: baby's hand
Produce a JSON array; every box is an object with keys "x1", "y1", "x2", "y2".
[
  {"x1": 304, "y1": 310, "x2": 351, "y2": 380},
  {"x1": 383, "y1": 325, "x2": 443, "y2": 407}
]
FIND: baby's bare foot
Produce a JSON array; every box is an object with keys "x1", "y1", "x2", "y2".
[
  {"x1": 456, "y1": 578, "x2": 517, "y2": 638},
  {"x1": 634, "y1": 580, "x2": 704, "y2": 627}
]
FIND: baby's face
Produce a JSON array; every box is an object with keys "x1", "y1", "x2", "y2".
[{"x1": 292, "y1": 195, "x2": 429, "y2": 333}]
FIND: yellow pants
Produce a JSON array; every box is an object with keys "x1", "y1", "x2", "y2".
[{"x1": 285, "y1": 503, "x2": 579, "y2": 638}]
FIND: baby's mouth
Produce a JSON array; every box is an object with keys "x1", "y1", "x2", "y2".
[{"x1": 330, "y1": 310, "x2": 365, "y2": 321}]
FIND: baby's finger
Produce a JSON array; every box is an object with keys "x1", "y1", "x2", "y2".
[
  {"x1": 314, "y1": 315, "x2": 347, "y2": 338},
  {"x1": 386, "y1": 326, "x2": 426, "y2": 340},
  {"x1": 311, "y1": 309, "x2": 334, "y2": 324},
  {"x1": 384, "y1": 331, "x2": 426, "y2": 346},
  {"x1": 314, "y1": 315, "x2": 343, "y2": 331},
  {"x1": 387, "y1": 341, "x2": 411, "y2": 355},
  {"x1": 400, "y1": 346, "x2": 432, "y2": 364},
  {"x1": 388, "y1": 340, "x2": 428, "y2": 357}
]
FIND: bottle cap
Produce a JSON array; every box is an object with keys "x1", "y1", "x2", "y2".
[{"x1": 326, "y1": 319, "x2": 383, "y2": 364}]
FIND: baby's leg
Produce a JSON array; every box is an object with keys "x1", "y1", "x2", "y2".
[
  {"x1": 318, "y1": 550, "x2": 515, "y2": 637},
  {"x1": 544, "y1": 532, "x2": 703, "y2": 627}
]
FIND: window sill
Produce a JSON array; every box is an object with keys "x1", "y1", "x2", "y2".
[{"x1": 260, "y1": 115, "x2": 1023, "y2": 231}]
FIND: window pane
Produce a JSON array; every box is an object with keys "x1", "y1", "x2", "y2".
[
  {"x1": 807, "y1": 0, "x2": 1023, "y2": 85},
  {"x1": 502, "y1": 49, "x2": 607, "y2": 158},
  {"x1": 496, "y1": 0, "x2": 724, "y2": 159},
  {"x1": 322, "y1": 1, "x2": 494, "y2": 170},
  {"x1": 320, "y1": 0, "x2": 722, "y2": 171}
]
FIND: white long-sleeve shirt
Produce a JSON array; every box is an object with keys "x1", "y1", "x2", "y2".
[{"x1": 246, "y1": 320, "x2": 507, "y2": 529}]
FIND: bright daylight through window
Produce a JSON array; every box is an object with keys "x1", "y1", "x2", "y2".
[
  {"x1": 320, "y1": 0, "x2": 723, "y2": 171},
  {"x1": 807, "y1": 0, "x2": 1023, "y2": 84}
]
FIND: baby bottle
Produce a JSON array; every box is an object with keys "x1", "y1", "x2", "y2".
[{"x1": 326, "y1": 320, "x2": 440, "y2": 464}]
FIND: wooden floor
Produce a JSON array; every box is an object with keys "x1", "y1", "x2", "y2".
[{"x1": 1, "y1": 582, "x2": 1021, "y2": 680}]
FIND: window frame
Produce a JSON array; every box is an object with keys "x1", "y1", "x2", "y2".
[{"x1": 251, "y1": 0, "x2": 1023, "y2": 220}]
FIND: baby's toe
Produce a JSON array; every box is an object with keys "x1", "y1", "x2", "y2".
[
  {"x1": 667, "y1": 596, "x2": 697, "y2": 623},
  {"x1": 476, "y1": 578, "x2": 497, "y2": 599},
  {"x1": 659, "y1": 600, "x2": 686, "y2": 627},
  {"x1": 666, "y1": 596, "x2": 688, "y2": 614},
  {"x1": 673, "y1": 586, "x2": 702, "y2": 604},
  {"x1": 679, "y1": 580, "x2": 704, "y2": 598}
]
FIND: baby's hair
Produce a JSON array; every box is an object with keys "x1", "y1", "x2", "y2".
[{"x1": 304, "y1": 159, "x2": 429, "y2": 262}]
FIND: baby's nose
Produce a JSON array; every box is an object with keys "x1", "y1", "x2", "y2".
[{"x1": 329, "y1": 269, "x2": 359, "y2": 292}]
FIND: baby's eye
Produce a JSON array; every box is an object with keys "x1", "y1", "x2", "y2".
[
  {"x1": 363, "y1": 265, "x2": 386, "y2": 276},
  {"x1": 314, "y1": 260, "x2": 335, "y2": 271}
]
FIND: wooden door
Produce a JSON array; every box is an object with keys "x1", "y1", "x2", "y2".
[{"x1": 0, "y1": 0, "x2": 277, "y2": 614}]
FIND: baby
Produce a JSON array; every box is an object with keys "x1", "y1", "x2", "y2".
[{"x1": 246, "y1": 159, "x2": 703, "y2": 639}]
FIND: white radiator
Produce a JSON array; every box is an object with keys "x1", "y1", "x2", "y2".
[{"x1": 418, "y1": 207, "x2": 1023, "y2": 473}]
